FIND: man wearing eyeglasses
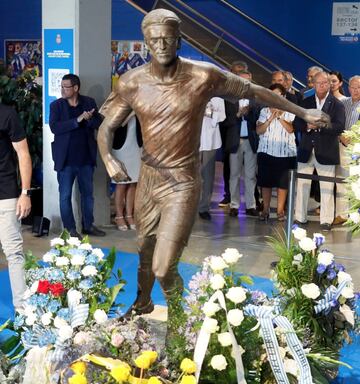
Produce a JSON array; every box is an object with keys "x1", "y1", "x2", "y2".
[{"x1": 49, "y1": 73, "x2": 105, "y2": 238}]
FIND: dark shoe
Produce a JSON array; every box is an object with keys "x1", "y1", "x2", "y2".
[
  {"x1": 229, "y1": 208, "x2": 238, "y2": 217},
  {"x1": 82, "y1": 225, "x2": 106, "y2": 237},
  {"x1": 218, "y1": 197, "x2": 230, "y2": 207},
  {"x1": 320, "y1": 223, "x2": 332, "y2": 232},
  {"x1": 245, "y1": 208, "x2": 259, "y2": 217},
  {"x1": 70, "y1": 230, "x2": 83, "y2": 240},
  {"x1": 199, "y1": 211, "x2": 211, "y2": 220},
  {"x1": 332, "y1": 216, "x2": 347, "y2": 226},
  {"x1": 122, "y1": 300, "x2": 154, "y2": 319},
  {"x1": 277, "y1": 212, "x2": 286, "y2": 222},
  {"x1": 259, "y1": 211, "x2": 269, "y2": 222},
  {"x1": 294, "y1": 219, "x2": 308, "y2": 226}
]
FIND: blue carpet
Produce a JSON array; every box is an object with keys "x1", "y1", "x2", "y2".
[{"x1": 0, "y1": 249, "x2": 358, "y2": 382}]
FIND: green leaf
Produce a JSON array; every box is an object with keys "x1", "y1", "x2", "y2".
[
  {"x1": 0, "y1": 335, "x2": 21, "y2": 355},
  {"x1": 238, "y1": 275, "x2": 254, "y2": 286}
]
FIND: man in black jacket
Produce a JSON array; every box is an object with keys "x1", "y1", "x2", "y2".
[{"x1": 294, "y1": 71, "x2": 345, "y2": 231}]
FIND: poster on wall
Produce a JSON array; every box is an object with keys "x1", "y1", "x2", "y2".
[
  {"x1": 111, "y1": 40, "x2": 150, "y2": 88},
  {"x1": 332, "y1": 2, "x2": 359, "y2": 42},
  {"x1": 43, "y1": 29, "x2": 74, "y2": 124},
  {"x1": 4, "y1": 39, "x2": 42, "y2": 78}
]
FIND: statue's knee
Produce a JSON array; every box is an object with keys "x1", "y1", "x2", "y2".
[{"x1": 152, "y1": 265, "x2": 167, "y2": 280}]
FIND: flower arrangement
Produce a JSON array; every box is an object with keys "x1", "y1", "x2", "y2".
[
  {"x1": 13, "y1": 231, "x2": 125, "y2": 354},
  {"x1": 343, "y1": 113, "x2": 360, "y2": 233},
  {"x1": 269, "y1": 227, "x2": 358, "y2": 381}
]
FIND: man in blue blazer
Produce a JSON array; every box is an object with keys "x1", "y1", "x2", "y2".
[
  {"x1": 294, "y1": 71, "x2": 345, "y2": 231},
  {"x1": 49, "y1": 74, "x2": 105, "y2": 237}
]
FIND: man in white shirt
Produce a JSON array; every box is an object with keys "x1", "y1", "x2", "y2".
[{"x1": 334, "y1": 75, "x2": 360, "y2": 224}]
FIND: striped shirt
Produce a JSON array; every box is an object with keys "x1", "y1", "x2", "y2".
[{"x1": 342, "y1": 97, "x2": 360, "y2": 130}]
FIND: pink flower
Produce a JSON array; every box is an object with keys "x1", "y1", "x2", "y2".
[{"x1": 111, "y1": 332, "x2": 125, "y2": 347}]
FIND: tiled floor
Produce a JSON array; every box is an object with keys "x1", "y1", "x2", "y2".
[{"x1": 1, "y1": 163, "x2": 359, "y2": 290}]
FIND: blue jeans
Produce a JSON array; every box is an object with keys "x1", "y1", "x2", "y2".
[{"x1": 57, "y1": 165, "x2": 94, "y2": 231}]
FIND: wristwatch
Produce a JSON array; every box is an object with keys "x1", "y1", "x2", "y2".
[{"x1": 21, "y1": 189, "x2": 32, "y2": 197}]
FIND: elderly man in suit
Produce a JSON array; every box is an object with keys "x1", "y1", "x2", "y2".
[
  {"x1": 294, "y1": 71, "x2": 345, "y2": 231},
  {"x1": 49, "y1": 74, "x2": 105, "y2": 238}
]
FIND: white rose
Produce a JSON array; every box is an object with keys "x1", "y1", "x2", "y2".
[
  {"x1": 349, "y1": 165, "x2": 360, "y2": 176},
  {"x1": 67, "y1": 289, "x2": 83, "y2": 307},
  {"x1": 209, "y1": 256, "x2": 228, "y2": 272},
  {"x1": 298, "y1": 237, "x2": 316, "y2": 252},
  {"x1": 301, "y1": 283, "x2": 321, "y2": 299},
  {"x1": 78, "y1": 243, "x2": 93, "y2": 251},
  {"x1": 337, "y1": 271, "x2": 352, "y2": 284},
  {"x1": 50, "y1": 238, "x2": 65, "y2": 247},
  {"x1": 227, "y1": 309, "x2": 244, "y2": 327},
  {"x1": 217, "y1": 332, "x2": 232, "y2": 347},
  {"x1": 94, "y1": 309, "x2": 108, "y2": 324},
  {"x1": 71, "y1": 254, "x2": 86, "y2": 266},
  {"x1": 202, "y1": 317, "x2": 219, "y2": 334},
  {"x1": 92, "y1": 248, "x2": 104, "y2": 260},
  {"x1": 210, "y1": 274, "x2": 226, "y2": 290},
  {"x1": 43, "y1": 252, "x2": 55, "y2": 263},
  {"x1": 284, "y1": 358, "x2": 299, "y2": 377},
  {"x1": 25, "y1": 312, "x2": 37, "y2": 326},
  {"x1": 202, "y1": 301, "x2": 221, "y2": 317},
  {"x1": 82, "y1": 265, "x2": 98, "y2": 276},
  {"x1": 54, "y1": 316, "x2": 68, "y2": 329},
  {"x1": 349, "y1": 211, "x2": 360, "y2": 224},
  {"x1": 67, "y1": 237, "x2": 81, "y2": 246},
  {"x1": 341, "y1": 286, "x2": 354, "y2": 299},
  {"x1": 58, "y1": 325, "x2": 73, "y2": 342},
  {"x1": 225, "y1": 287, "x2": 247, "y2": 304},
  {"x1": 24, "y1": 305, "x2": 36, "y2": 317},
  {"x1": 292, "y1": 227, "x2": 307, "y2": 240},
  {"x1": 292, "y1": 253, "x2": 303, "y2": 266},
  {"x1": 210, "y1": 355, "x2": 228, "y2": 371},
  {"x1": 30, "y1": 281, "x2": 39, "y2": 294},
  {"x1": 317, "y1": 251, "x2": 334, "y2": 266},
  {"x1": 41, "y1": 312, "x2": 53, "y2": 326},
  {"x1": 73, "y1": 331, "x2": 89, "y2": 345},
  {"x1": 221, "y1": 248, "x2": 242, "y2": 265},
  {"x1": 55, "y1": 256, "x2": 70, "y2": 267}
]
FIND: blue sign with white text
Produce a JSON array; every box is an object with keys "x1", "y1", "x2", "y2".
[{"x1": 43, "y1": 29, "x2": 74, "y2": 124}]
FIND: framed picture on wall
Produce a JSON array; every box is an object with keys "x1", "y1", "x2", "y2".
[{"x1": 4, "y1": 39, "x2": 42, "y2": 78}]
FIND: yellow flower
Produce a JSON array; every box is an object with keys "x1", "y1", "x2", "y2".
[
  {"x1": 134, "y1": 354, "x2": 151, "y2": 369},
  {"x1": 180, "y1": 358, "x2": 197, "y2": 374},
  {"x1": 110, "y1": 364, "x2": 131, "y2": 382},
  {"x1": 148, "y1": 377, "x2": 162, "y2": 384},
  {"x1": 69, "y1": 373, "x2": 87, "y2": 384},
  {"x1": 141, "y1": 350, "x2": 158, "y2": 364},
  {"x1": 71, "y1": 361, "x2": 87, "y2": 375},
  {"x1": 180, "y1": 375, "x2": 197, "y2": 384}
]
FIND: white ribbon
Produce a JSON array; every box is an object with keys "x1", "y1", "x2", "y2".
[
  {"x1": 193, "y1": 290, "x2": 246, "y2": 384},
  {"x1": 243, "y1": 304, "x2": 312, "y2": 384},
  {"x1": 314, "y1": 278, "x2": 351, "y2": 314}
]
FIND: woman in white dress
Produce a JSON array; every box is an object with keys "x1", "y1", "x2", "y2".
[{"x1": 112, "y1": 114, "x2": 142, "y2": 230}]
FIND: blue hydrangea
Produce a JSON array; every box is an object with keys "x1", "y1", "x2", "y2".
[
  {"x1": 316, "y1": 264, "x2": 327, "y2": 274},
  {"x1": 26, "y1": 268, "x2": 46, "y2": 281},
  {"x1": 47, "y1": 299, "x2": 61, "y2": 313},
  {"x1": 22, "y1": 330, "x2": 34, "y2": 345},
  {"x1": 68, "y1": 248, "x2": 87, "y2": 257},
  {"x1": 14, "y1": 315, "x2": 25, "y2": 329},
  {"x1": 292, "y1": 224, "x2": 299, "y2": 230},
  {"x1": 327, "y1": 269, "x2": 337, "y2": 280},
  {"x1": 67, "y1": 269, "x2": 81, "y2": 281},
  {"x1": 47, "y1": 268, "x2": 65, "y2": 281},
  {"x1": 79, "y1": 278, "x2": 94, "y2": 290},
  {"x1": 85, "y1": 254, "x2": 99, "y2": 265},
  {"x1": 37, "y1": 294, "x2": 50, "y2": 307},
  {"x1": 57, "y1": 308, "x2": 70, "y2": 321},
  {"x1": 28, "y1": 295, "x2": 39, "y2": 307},
  {"x1": 334, "y1": 263, "x2": 345, "y2": 272}
]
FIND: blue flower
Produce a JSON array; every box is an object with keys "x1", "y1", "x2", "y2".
[
  {"x1": 39, "y1": 330, "x2": 57, "y2": 346},
  {"x1": 313, "y1": 233, "x2": 325, "y2": 247},
  {"x1": 57, "y1": 308, "x2": 70, "y2": 321},
  {"x1": 22, "y1": 330, "x2": 34, "y2": 345},
  {"x1": 79, "y1": 278, "x2": 94, "y2": 290},
  {"x1": 316, "y1": 264, "x2": 327, "y2": 274},
  {"x1": 67, "y1": 269, "x2": 81, "y2": 281},
  {"x1": 37, "y1": 294, "x2": 50, "y2": 307},
  {"x1": 47, "y1": 299, "x2": 61, "y2": 313},
  {"x1": 47, "y1": 268, "x2": 65, "y2": 281},
  {"x1": 28, "y1": 295, "x2": 39, "y2": 307},
  {"x1": 330, "y1": 299, "x2": 339, "y2": 308},
  {"x1": 354, "y1": 292, "x2": 360, "y2": 301},
  {"x1": 334, "y1": 263, "x2": 345, "y2": 272},
  {"x1": 327, "y1": 269, "x2": 337, "y2": 280},
  {"x1": 85, "y1": 254, "x2": 99, "y2": 265},
  {"x1": 68, "y1": 248, "x2": 87, "y2": 257},
  {"x1": 292, "y1": 224, "x2": 299, "y2": 230},
  {"x1": 14, "y1": 315, "x2": 25, "y2": 329},
  {"x1": 351, "y1": 154, "x2": 359, "y2": 161}
]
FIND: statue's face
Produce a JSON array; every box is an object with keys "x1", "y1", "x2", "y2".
[{"x1": 144, "y1": 24, "x2": 179, "y2": 66}]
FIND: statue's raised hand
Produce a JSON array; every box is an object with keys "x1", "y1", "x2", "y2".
[{"x1": 303, "y1": 109, "x2": 331, "y2": 129}]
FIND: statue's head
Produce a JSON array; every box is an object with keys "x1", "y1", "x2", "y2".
[{"x1": 142, "y1": 9, "x2": 181, "y2": 66}]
